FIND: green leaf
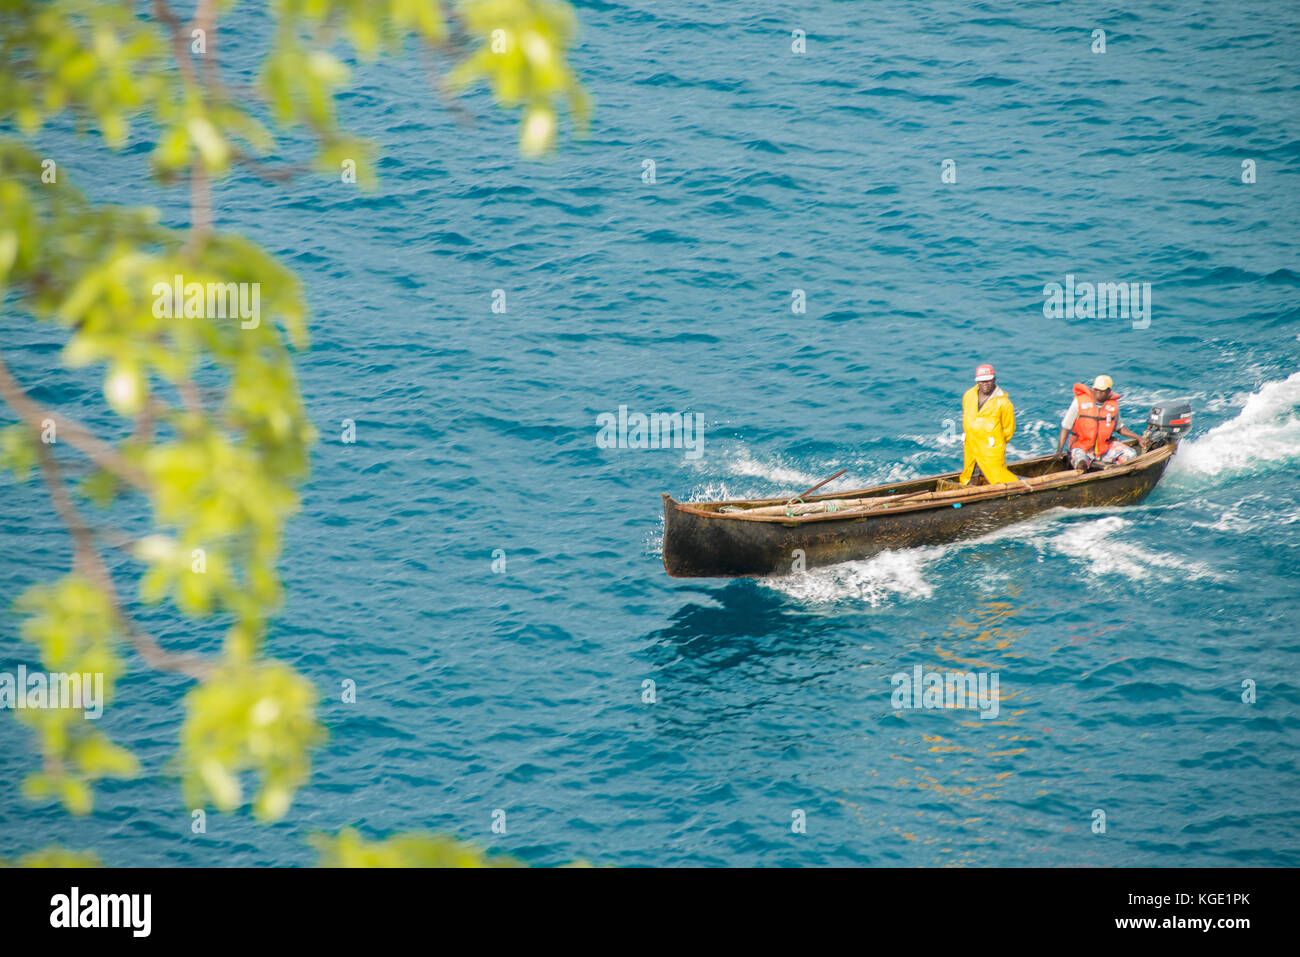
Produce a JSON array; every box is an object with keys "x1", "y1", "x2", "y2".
[{"x1": 0, "y1": 424, "x2": 38, "y2": 482}]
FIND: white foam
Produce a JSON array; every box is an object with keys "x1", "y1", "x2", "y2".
[
  {"x1": 759, "y1": 508, "x2": 1222, "y2": 605},
  {"x1": 727, "y1": 453, "x2": 820, "y2": 488},
  {"x1": 645, "y1": 523, "x2": 664, "y2": 557},
  {"x1": 874, "y1": 461, "x2": 924, "y2": 485},
  {"x1": 719, "y1": 447, "x2": 911, "y2": 497},
  {"x1": 685, "y1": 480, "x2": 739, "y2": 503},
  {"x1": 761, "y1": 546, "x2": 939, "y2": 606},
  {"x1": 1046, "y1": 515, "x2": 1221, "y2": 582},
  {"x1": 900, "y1": 427, "x2": 963, "y2": 450},
  {"x1": 1182, "y1": 493, "x2": 1269, "y2": 534},
  {"x1": 1174, "y1": 370, "x2": 1300, "y2": 478}
]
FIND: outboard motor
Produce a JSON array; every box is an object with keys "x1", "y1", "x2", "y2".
[{"x1": 1143, "y1": 401, "x2": 1193, "y2": 449}]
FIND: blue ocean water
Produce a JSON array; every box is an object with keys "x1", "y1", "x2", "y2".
[{"x1": 2, "y1": 0, "x2": 1299, "y2": 866}]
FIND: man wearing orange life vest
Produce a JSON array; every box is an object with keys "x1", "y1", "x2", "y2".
[
  {"x1": 1053, "y1": 374, "x2": 1148, "y2": 470},
  {"x1": 959, "y1": 363, "x2": 1019, "y2": 486}
]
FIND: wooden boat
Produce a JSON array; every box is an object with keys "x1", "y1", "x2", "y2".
[{"x1": 662, "y1": 440, "x2": 1179, "y2": 578}]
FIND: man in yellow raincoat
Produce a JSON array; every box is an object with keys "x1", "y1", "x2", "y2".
[{"x1": 959, "y1": 363, "x2": 1018, "y2": 485}]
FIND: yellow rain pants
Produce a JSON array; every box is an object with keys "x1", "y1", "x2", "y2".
[{"x1": 959, "y1": 386, "x2": 1018, "y2": 485}]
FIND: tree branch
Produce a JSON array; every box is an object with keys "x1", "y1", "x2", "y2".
[
  {"x1": 33, "y1": 440, "x2": 212, "y2": 681},
  {"x1": 0, "y1": 348, "x2": 150, "y2": 491},
  {"x1": 154, "y1": 0, "x2": 212, "y2": 252},
  {"x1": 152, "y1": 0, "x2": 197, "y2": 87}
]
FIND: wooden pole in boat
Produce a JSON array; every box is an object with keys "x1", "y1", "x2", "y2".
[{"x1": 794, "y1": 468, "x2": 846, "y2": 501}]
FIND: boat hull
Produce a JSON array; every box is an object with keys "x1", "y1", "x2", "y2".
[{"x1": 662, "y1": 447, "x2": 1175, "y2": 578}]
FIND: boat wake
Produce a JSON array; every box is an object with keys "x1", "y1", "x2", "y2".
[
  {"x1": 688, "y1": 446, "x2": 915, "y2": 502},
  {"x1": 1171, "y1": 370, "x2": 1300, "y2": 480},
  {"x1": 678, "y1": 374, "x2": 1299, "y2": 604},
  {"x1": 726, "y1": 453, "x2": 824, "y2": 490},
  {"x1": 759, "y1": 546, "x2": 939, "y2": 607},
  {"x1": 1042, "y1": 515, "x2": 1223, "y2": 583},
  {"x1": 760, "y1": 510, "x2": 1223, "y2": 606}
]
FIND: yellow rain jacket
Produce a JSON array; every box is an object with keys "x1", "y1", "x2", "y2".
[{"x1": 959, "y1": 386, "x2": 1018, "y2": 485}]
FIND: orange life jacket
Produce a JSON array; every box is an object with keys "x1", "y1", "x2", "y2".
[{"x1": 1069, "y1": 382, "x2": 1121, "y2": 455}]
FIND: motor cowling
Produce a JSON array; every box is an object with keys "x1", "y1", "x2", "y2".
[{"x1": 1144, "y1": 401, "x2": 1193, "y2": 448}]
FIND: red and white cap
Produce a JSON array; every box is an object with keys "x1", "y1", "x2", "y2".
[{"x1": 974, "y1": 363, "x2": 995, "y2": 382}]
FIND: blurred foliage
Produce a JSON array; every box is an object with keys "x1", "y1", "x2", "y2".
[
  {"x1": 0, "y1": 421, "x2": 37, "y2": 480},
  {"x1": 450, "y1": 0, "x2": 590, "y2": 156},
  {"x1": 0, "y1": 845, "x2": 103, "y2": 867},
  {"x1": 180, "y1": 660, "x2": 324, "y2": 822},
  {"x1": 0, "y1": 0, "x2": 589, "y2": 184},
  {"x1": 14, "y1": 575, "x2": 137, "y2": 815},
  {"x1": 0, "y1": 0, "x2": 589, "y2": 860},
  {"x1": 311, "y1": 827, "x2": 526, "y2": 867},
  {"x1": 312, "y1": 827, "x2": 594, "y2": 867}
]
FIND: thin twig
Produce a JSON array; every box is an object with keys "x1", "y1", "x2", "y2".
[
  {"x1": 194, "y1": 0, "x2": 218, "y2": 88},
  {"x1": 230, "y1": 148, "x2": 304, "y2": 184},
  {"x1": 152, "y1": 0, "x2": 198, "y2": 86}
]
